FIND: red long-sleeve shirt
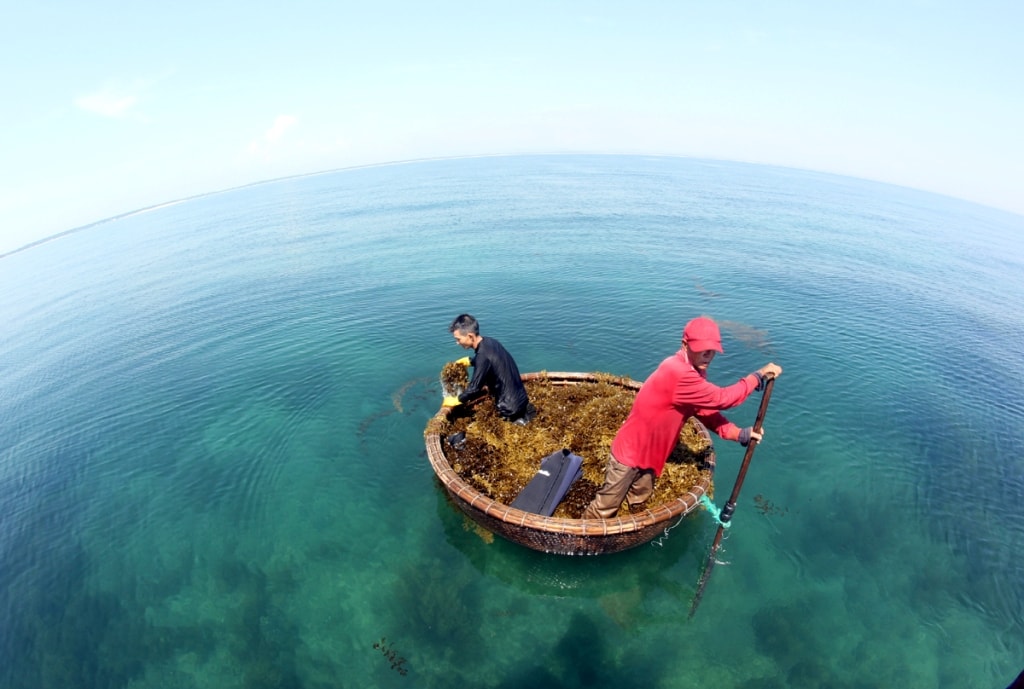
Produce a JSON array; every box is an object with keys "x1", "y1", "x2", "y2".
[{"x1": 611, "y1": 349, "x2": 760, "y2": 475}]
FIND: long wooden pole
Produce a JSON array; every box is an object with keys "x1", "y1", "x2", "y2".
[{"x1": 689, "y1": 374, "x2": 776, "y2": 618}]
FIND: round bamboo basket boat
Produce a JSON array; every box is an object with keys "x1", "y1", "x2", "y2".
[{"x1": 424, "y1": 371, "x2": 716, "y2": 556}]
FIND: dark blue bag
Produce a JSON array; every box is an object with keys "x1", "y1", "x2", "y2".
[{"x1": 510, "y1": 449, "x2": 584, "y2": 516}]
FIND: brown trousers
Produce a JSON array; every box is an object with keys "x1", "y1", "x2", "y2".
[{"x1": 582, "y1": 453, "x2": 655, "y2": 519}]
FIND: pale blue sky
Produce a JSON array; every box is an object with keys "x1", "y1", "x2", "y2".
[{"x1": 2, "y1": 1, "x2": 1021, "y2": 255}]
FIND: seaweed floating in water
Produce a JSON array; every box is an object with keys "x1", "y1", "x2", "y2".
[
  {"x1": 373, "y1": 637, "x2": 408, "y2": 676},
  {"x1": 753, "y1": 493, "x2": 789, "y2": 517},
  {"x1": 429, "y1": 372, "x2": 713, "y2": 518}
]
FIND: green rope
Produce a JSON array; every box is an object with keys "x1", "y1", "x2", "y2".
[{"x1": 699, "y1": 494, "x2": 731, "y2": 528}]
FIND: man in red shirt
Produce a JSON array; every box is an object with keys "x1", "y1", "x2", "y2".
[{"x1": 582, "y1": 316, "x2": 782, "y2": 519}]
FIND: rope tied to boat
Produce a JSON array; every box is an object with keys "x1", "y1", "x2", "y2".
[
  {"x1": 651, "y1": 516, "x2": 684, "y2": 547},
  {"x1": 699, "y1": 494, "x2": 731, "y2": 529}
]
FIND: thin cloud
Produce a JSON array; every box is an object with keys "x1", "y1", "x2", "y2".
[
  {"x1": 74, "y1": 88, "x2": 138, "y2": 118},
  {"x1": 266, "y1": 115, "x2": 297, "y2": 141},
  {"x1": 248, "y1": 115, "x2": 298, "y2": 156}
]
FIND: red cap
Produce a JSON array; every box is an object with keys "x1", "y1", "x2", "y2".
[{"x1": 683, "y1": 316, "x2": 724, "y2": 353}]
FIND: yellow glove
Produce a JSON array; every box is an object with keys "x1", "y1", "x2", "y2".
[
  {"x1": 442, "y1": 396, "x2": 462, "y2": 407},
  {"x1": 455, "y1": 356, "x2": 471, "y2": 367}
]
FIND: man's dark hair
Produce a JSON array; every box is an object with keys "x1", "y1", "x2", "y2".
[{"x1": 449, "y1": 314, "x2": 480, "y2": 335}]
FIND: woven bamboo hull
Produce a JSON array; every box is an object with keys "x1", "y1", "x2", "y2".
[{"x1": 424, "y1": 371, "x2": 716, "y2": 556}]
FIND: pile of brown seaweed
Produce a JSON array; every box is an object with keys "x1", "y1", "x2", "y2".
[
  {"x1": 440, "y1": 361, "x2": 469, "y2": 398},
  {"x1": 427, "y1": 372, "x2": 713, "y2": 519}
]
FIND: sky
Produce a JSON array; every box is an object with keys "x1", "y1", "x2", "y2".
[{"x1": 2, "y1": 0, "x2": 1022, "y2": 256}]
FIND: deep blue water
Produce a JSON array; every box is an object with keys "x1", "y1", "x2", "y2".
[{"x1": 1, "y1": 155, "x2": 1022, "y2": 689}]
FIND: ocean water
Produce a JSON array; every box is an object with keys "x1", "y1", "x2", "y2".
[{"x1": 1, "y1": 154, "x2": 1022, "y2": 689}]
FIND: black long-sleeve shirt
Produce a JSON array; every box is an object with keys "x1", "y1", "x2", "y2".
[{"x1": 458, "y1": 336, "x2": 529, "y2": 418}]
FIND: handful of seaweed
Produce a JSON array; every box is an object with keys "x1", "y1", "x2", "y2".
[
  {"x1": 440, "y1": 360, "x2": 469, "y2": 398},
  {"x1": 429, "y1": 372, "x2": 713, "y2": 519}
]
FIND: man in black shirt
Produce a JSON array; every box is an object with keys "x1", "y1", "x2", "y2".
[{"x1": 443, "y1": 314, "x2": 536, "y2": 425}]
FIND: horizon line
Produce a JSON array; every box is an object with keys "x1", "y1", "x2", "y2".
[{"x1": 3, "y1": 152, "x2": 1018, "y2": 260}]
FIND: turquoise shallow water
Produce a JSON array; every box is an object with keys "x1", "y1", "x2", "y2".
[{"x1": 1, "y1": 155, "x2": 1023, "y2": 688}]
